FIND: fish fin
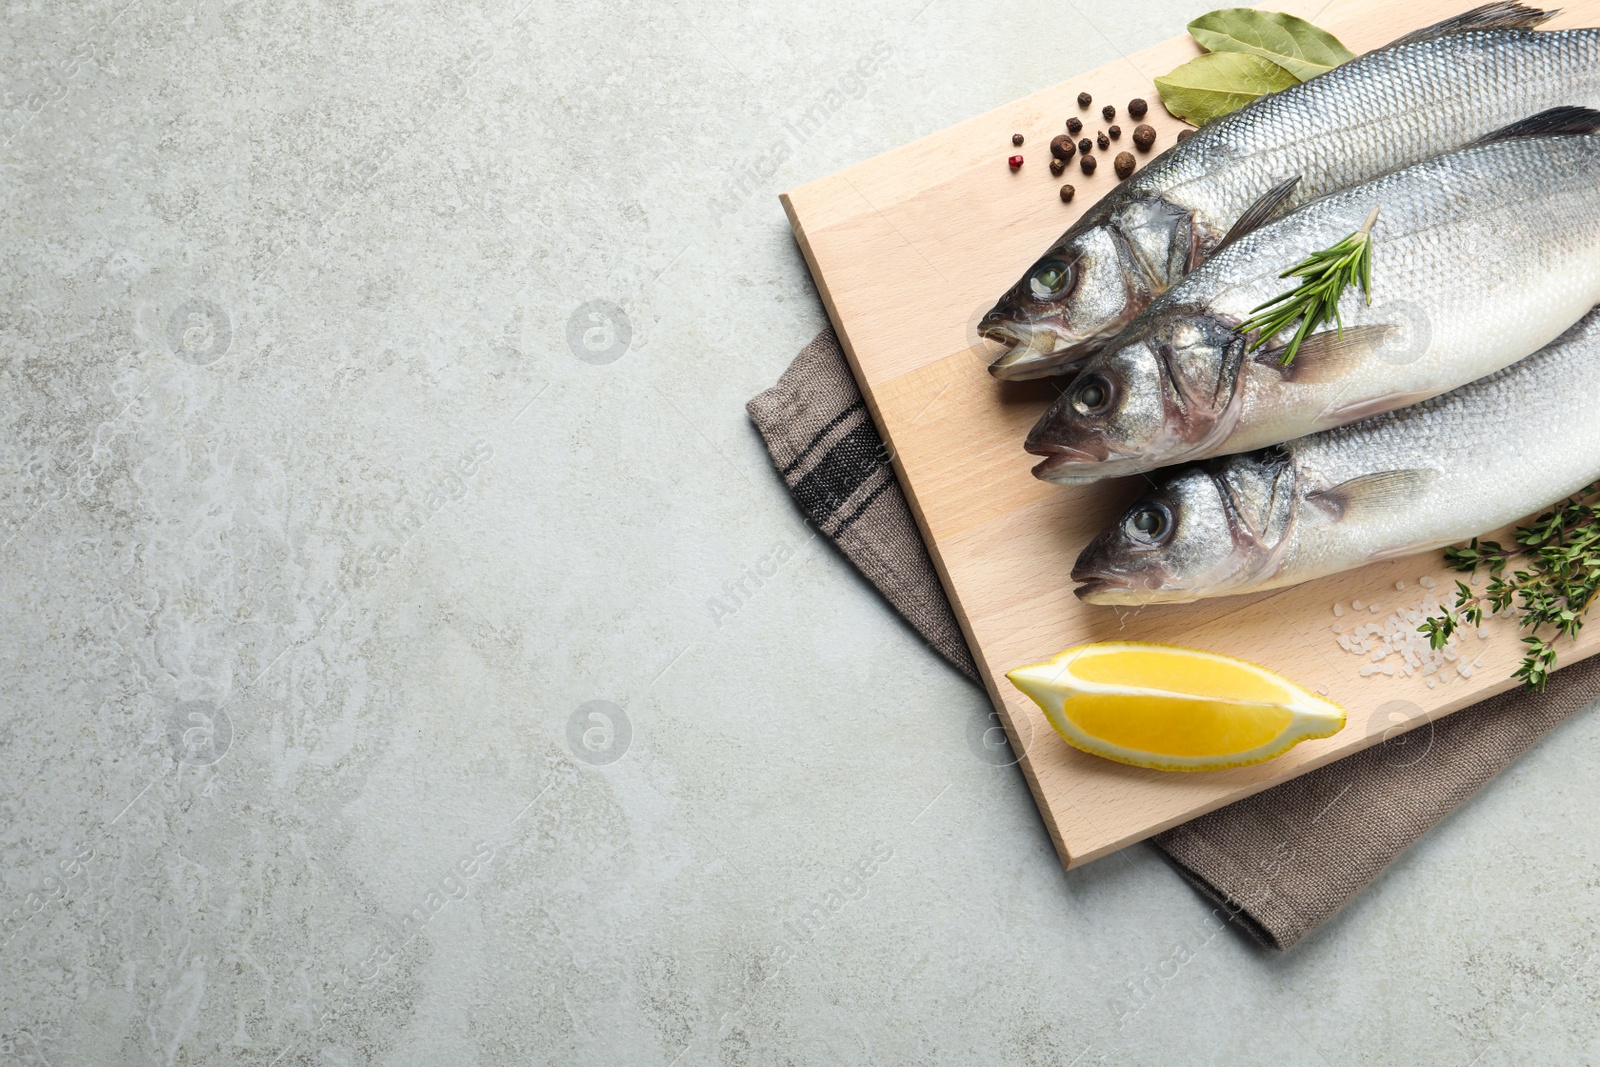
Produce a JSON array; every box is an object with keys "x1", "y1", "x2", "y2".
[
  {"x1": 1367, "y1": 539, "x2": 1450, "y2": 564},
  {"x1": 1318, "y1": 387, "x2": 1438, "y2": 424},
  {"x1": 1221, "y1": 334, "x2": 1249, "y2": 407},
  {"x1": 1470, "y1": 106, "x2": 1600, "y2": 146},
  {"x1": 1264, "y1": 324, "x2": 1395, "y2": 383},
  {"x1": 1184, "y1": 222, "x2": 1207, "y2": 274},
  {"x1": 1388, "y1": 2, "x2": 1556, "y2": 47},
  {"x1": 1308, "y1": 469, "x2": 1438, "y2": 522},
  {"x1": 1209, "y1": 177, "x2": 1302, "y2": 260}
]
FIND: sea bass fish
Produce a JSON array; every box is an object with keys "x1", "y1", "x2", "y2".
[
  {"x1": 1071, "y1": 308, "x2": 1600, "y2": 606},
  {"x1": 979, "y1": 2, "x2": 1600, "y2": 380},
  {"x1": 1026, "y1": 107, "x2": 1600, "y2": 484}
]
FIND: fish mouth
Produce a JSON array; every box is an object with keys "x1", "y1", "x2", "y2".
[
  {"x1": 1025, "y1": 443, "x2": 1103, "y2": 483},
  {"x1": 981, "y1": 318, "x2": 1094, "y2": 380},
  {"x1": 1070, "y1": 560, "x2": 1174, "y2": 606},
  {"x1": 988, "y1": 342, "x2": 1089, "y2": 381},
  {"x1": 1070, "y1": 574, "x2": 1145, "y2": 606}
]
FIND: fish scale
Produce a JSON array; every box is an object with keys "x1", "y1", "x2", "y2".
[
  {"x1": 1027, "y1": 117, "x2": 1600, "y2": 484},
  {"x1": 1154, "y1": 28, "x2": 1600, "y2": 232},
  {"x1": 1213, "y1": 130, "x2": 1600, "y2": 450},
  {"x1": 1074, "y1": 310, "x2": 1600, "y2": 604},
  {"x1": 1126, "y1": 313, "x2": 1600, "y2": 604},
  {"x1": 983, "y1": 5, "x2": 1600, "y2": 379},
  {"x1": 1284, "y1": 312, "x2": 1600, "y2": 576}
]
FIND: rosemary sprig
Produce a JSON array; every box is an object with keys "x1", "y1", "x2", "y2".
[
  {"x1": 1418, "y1": 484, "x2": 1600, "y2": 690},
  {"x1": 1238, "y1": 204, "x2": 1379, "y2": 366}
]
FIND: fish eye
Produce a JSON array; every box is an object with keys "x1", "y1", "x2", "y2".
[
  {"x1": 1071, "y1": 373, "x2": 1112, "y2": 415},
  {"x1": 1029, "y1": 260, "x2": 1076, "y2": 300},
  {"x1": 1125, "y1": 502, "x2": 1171, "y2": 543}
]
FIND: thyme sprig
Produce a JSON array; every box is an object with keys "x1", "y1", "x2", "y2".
[
  {"x1": 1238, "y1": 204, "x2": 1379, "y2": 366},
  {"x1": 1418, "y1": 484, "x2": 1600, "y2": 690}
]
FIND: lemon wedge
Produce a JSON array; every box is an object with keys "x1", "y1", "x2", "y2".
[{"x1": 1006, "y1": 642, "x2": 1344, "y2": 772}]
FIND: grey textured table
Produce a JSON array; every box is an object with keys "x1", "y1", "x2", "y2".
[{"x1": 3, "y1": 0, "x2": 1598, "y2": 1063}]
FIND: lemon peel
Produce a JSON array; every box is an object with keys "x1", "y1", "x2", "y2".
[{"x1": 1006, "y1": 641, "x2": 1344, "y2": 772}]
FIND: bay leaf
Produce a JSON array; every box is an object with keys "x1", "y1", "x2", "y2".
[
  {"x1": 1188, "y1": 8, "x2": 1356, "y2": 82},
  {"x1": 1153, "y1": 51, "x2": 1300, "y2": 126}
]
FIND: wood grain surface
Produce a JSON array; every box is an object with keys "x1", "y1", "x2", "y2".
[{"x1": 781, "y1": 0, "x2": 1600, "y2": 868}]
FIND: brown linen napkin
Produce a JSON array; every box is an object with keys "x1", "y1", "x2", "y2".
[{"x1": 747, "y1": 327, "x2": 1600, "y2": 951}]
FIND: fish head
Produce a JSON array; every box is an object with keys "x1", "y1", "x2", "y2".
[
  {"x1": 1072, "y1": 453, "x2": 1296, "y2": 606},
  {"x1": 1025, "y1": 308, "x2": 1243, "y2": 484},
  {"x1": 982, "y1": 198, "x2": 1192, "y2": 380}
]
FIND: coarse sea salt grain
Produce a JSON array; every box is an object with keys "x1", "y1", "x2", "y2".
[
  {"x1": 1333, "y1": 603, "x2": 1344, "y2": 617},
  {"x1": 1396, "y1": 581, "x2": 1406, "y2": 590},
  {"x1": 1353, "y1": 599, "x2": 1364, "y2": 611},
  {"x1": 1420, "y1": 576, "x2": 1436, "y2": 589},
  {"x1": 1332, "y1": 585, "x2": 1488, "y2": 687}
]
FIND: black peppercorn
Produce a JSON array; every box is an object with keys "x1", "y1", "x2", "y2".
[
  {"x1": 1133, "y1": 124, "x2": 1156, "y2": 152},
  {"x1": 1049, "y1": 157, "x2": 1066, "y2": 176},
  {"x1": 1059, "y1": 184, "x2": 1075, "y2": 203},
  {"x1": 1107, "y1": 125, "x2": 1121, "y2": 140},
  {"x1": 1102, "y1": 104, "x2": 1115, "y2": 121},
  {"x1": 1129, "y1": 98, "x2": 1148, "y2": 118},
  {"x1": 1050, "y1": 134, "x2": 1076, "y2": 161},
  {"x1": 1078, "y1": 137, "x2": 1092, "y2": 155},
  {"x1": 1177, "y1": 128, "x2": 1195, "y2": 142},
  {"x1": 1096, "y1": 131, "x2": 1109, "y2": 150},
  {"x1": 1114, "y1": 151, "x2": 1135, "y2": 179},
  {"x1": 1066, "y1": 116, "x2": 1082, "y2": 135},
  {"x1": 1080, "y1": 153, "x2": 1097, "y2": 175},
  {"x1": 1077, "y1": 91, "x2": 1091, "y2": 108},
  {"x1": 1012, "y1": 132, "x2": 1024, "y2": 146}
]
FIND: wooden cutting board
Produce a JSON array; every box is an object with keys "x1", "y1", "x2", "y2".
[{"x1": 781, "y1": 0, "x2": 1600, "y2": 868}]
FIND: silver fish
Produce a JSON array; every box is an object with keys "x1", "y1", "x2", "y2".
[
  {"x1": 980, "y1": 2, "x2": 1600, "y2": 380},
  {"x1": 1072, "y1": 308, "x2": 1600, "y2": 605},
  {"x1": 1026, "y1": 107, "x2": 1600, "y2": 484}
]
